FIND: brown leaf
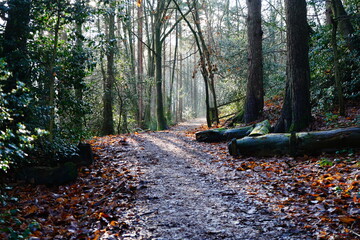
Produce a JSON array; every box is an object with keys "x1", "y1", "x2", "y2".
[{"x1": 338, "y1": 216, "x2": 356, "y2": 224}]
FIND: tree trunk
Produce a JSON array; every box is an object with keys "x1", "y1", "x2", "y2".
[
  {"x1": 102, "y1": 10, "x2": 116, "y2": 135},
  {"x1": 179, "y1": 53, "x2": 183, "y2": 121},
  {"x1": 125, "y1": 3, "x2": 138, "y2": 125},
  {"x1": 143, "y1": 1, "x2": 155, "y2": 129},
  {"x1": 168, "y1": 11, "x2": 179, "y2": 121},
  {"x1": 154, "y1": 0, "x2": 168, "y2": 130},
  {"x1": 155, "y1": 29, "x2": 168, "y2": 129},
  {"x1": 331, "y1": 16, "x2": 345, "y2": 116},
  {"x1": 48, "y1": 1, "x2": 62, "y2": 140},
  {"x1": 137, "y1": 3, "x2": 144, "y2": 127},
  {"x1": 274, "y1": 0, "x2": 311, "y2": 133},
  {"x1": 228, "y1": 127, "x2": 360, "y2": 157},
  {"x1": 193, "y1": 44, "x2": 198, "y2": 117},
  {"x1": 244, "y1": 0, "x2": 264, "y2": 123}
]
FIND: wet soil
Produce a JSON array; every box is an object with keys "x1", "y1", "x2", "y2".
[{"x1": 117, "y1": 119, "x2": 312, "y2": 240}]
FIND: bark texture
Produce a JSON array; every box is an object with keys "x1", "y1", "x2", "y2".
[
  {"x1": 275, "y1": 0, "x2": 311, "y2": 133},
  {"x1": 195, "y1": 126, "x2": 254, "y2": 143},
  {"x1": 229, "y1": 127, "x2": 360, "y2": 157},
  {"x1": 195, "y1": 120, "x2": 271, "y2": 143},
  {"x1": 154, "y1": 0, "x2": 168, "y2": 130},
  {"x1": 244, "y1": 0, "x2": 264, "y2": 123},
  {"x1": 248, "y1": 120, "x2": 271, "y2": 136},
  {"x1": 102, "y1": 11, "x2": 116, "y2": 135}
]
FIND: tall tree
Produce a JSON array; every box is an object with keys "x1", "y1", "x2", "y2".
[
  {"x1": 48, "y1": 0, "x2": 63, "y2": 139},
  {"x1": 244, "y1": 0, "x2": 263, "y2": 123},
  {"x1": 143, "y1": 0, "x2": 155, "y2": 129},
  {"x1": 102, "y1": 2, "x2": 116, "y2": 135},
  {"x1": 168, "y1": 10, "x2": 179, "y2": 120},
  {"x1": 274, "y1": 0, "x2": 311, "y2": 132},
  {"x1": 328, "y1": 0, "x2": 345, "y2": 116},
  {"x1": 152, "y1": 0, "x2": 191, "y2": 130},
  {"x1": 137, "y1": 1, "x2": 144, "y2": 127},
  {"x1": 154, "y1": 0, "x2": 169, "y2": 130}
]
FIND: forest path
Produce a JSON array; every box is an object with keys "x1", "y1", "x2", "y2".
[{"x1": 119, "y1": 119, "x2": 309, "y2": 240}]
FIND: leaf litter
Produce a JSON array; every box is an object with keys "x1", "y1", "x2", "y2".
[{"x1": 0, "y1": 116, "x2": 359, "y2": 239}]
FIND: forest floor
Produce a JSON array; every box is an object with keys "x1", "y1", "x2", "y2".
[{"x1": 1, "y1": 103, "x2": 359, "y2": 239}]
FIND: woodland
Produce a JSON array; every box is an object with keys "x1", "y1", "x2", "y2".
[{"x1": 0, "y1": 0, "x2": 359, "y2": 239}]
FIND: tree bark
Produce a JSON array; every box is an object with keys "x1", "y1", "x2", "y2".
[
  {"x1": 229, "y1": 127, "x2": 360, "y2": 157},
  {"x1": 48, "y1": 0, "x2": 62, "y2": 140},
  {"x1": 244, "y1": 0, "x2": 264, "y2": 123},
  {"x1": 331, "y1": 16, "x2": 345, "y2": 116},
  {"x1": 124, "y1": 3, "x2": 138, "y2": 125},
  {"x1": 168, "y1": 11, "x2": 179, "y2": 120},
  {"x1": 102, "y1": 9, "x2": 116, "y2": 135},
  {"x1": 195, "y1": 119, "x2": 271, "y2": 143},
  {"x1": 155, "y1": 16, "x2": 168, "y2": 130},
  {"x1": 153, "y1": 0, "x2": 169, "y2": 130},
  {"x1": 249, "y1": 120, "x2": 271, "y2": 136},
  {"x1": 137, "y1": 3, "x2": 144, "y2": 127},
  {"x1": 274, "y1": 0, "x2": 311, "y2": 133},
  {"x1": 143, "y1": 0, "x2": 155, "y2": 129}
]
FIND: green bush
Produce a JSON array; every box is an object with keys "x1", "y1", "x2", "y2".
[{"x1": 0, "y1": 61, "x2": 45, "y2": 171}]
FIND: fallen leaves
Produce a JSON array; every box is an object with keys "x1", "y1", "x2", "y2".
[
  {"x1": 202, "y1": 139, "x2": 360, "y2": 239},
  {"x1": 0, "y1": 135, "x2": 140, "y2": 239}
]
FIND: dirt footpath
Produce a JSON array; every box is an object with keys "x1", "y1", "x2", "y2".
[{"x1": 118, "y1": 119, "x2": 311, "y2": 240}]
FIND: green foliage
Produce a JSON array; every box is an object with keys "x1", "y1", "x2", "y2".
[
  {"x1": 21, "y1": 0, "x2": 95, "y2": 161},
  {"x1": 0, "y1": 61, "x2": 44, "y2": 171},
  {"x1": 310, "y1": 25, "x2": 360, "y2": 112},
  {"x1": 309, "y1": 26, "x2": 334, "y2": 111},
  {"x1": 0, "y1": 0, "x2": 96, "y2": 168},
  {"x1": 318, "y1": 158, "x2": 334, "y2": 167}
]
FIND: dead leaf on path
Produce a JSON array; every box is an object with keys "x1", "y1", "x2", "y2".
[
  {"x1": 338, "y1": 216, "x2": 356, "y2": 224},
  {"x1": 24, "y1": 205, "x2": 38, "y2": 215}
]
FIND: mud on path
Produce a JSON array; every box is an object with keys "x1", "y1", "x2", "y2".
[{"x1": 117, "y1": 119, "x2": 311, "y2": 240}]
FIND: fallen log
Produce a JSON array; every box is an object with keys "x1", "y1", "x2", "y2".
[
  {"x1": 249, "y1": 120, "x2": 271, "y2": 136},
  {"x1": 195, "y1": 126, "x2": 253, "y2": 142},
  {"x1": 228, "y1": 127, "x2": 360, "y2": 157},
  {"x1": 196, "y1": 119, "x2": 272, "y2": 142}
]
